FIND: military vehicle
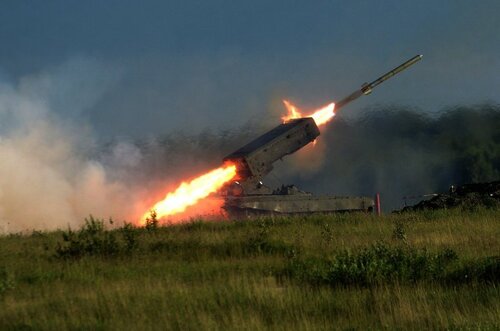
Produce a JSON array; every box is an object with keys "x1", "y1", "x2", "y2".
[
  {"x1": 222, "y1": 55, "x2": 423, "y2": 217},
  {"x1": 402, "y1": 181, "x2": 500, "y2": 211}
]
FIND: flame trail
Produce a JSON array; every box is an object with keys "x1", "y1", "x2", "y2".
[
  {"x1": 140, "y1": 163, "x2": 236, "y2": 224},
  {"x1": 282, "y1": 100, "x2": 335, "y2": 127}
]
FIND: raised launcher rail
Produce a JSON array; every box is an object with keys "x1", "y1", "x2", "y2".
[
  {"x1": 222, "y1": 55, "x2": 422, "y2": 216},
  {"x1": 224, "y1": 117, "x2": 320, "y2": 195}
]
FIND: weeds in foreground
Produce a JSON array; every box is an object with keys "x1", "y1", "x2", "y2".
[
  {"x1": 0, "y1": 266, "x2": 14, "y2": 297},
  {"x1": 121, "y1": 222, "x2": 139, "y2": 252},
  {"x1": 145, "y1": 210, "x2": 159, "y2": 233},
  {"x1": 392, "y1": 220, "x2": 408, "y2": 244},
  {"x1": 446, "y1": 255, "x2": 500, "y2": 283},
  {"x1": 56, "y1": 216, "x2": 138, "y2": 258},
  {"x1": 320, "y1": 223, "x2": 335, "y2": 248},
  {"x1": 282, "y1": 242, "x2": 500, "y2": 287}
]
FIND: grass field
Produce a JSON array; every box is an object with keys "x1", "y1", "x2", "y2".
[{"x1": 0, "y1": 209, "x2": 499, "y2": 330}]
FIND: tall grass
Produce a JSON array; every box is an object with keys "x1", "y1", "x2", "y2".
[{"x1": 0, "y1": 209, "x2": 499, "y2": 330}]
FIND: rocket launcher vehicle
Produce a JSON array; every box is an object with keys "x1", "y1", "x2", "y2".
[{"x1": 222, "y1": 55, "x2": 422, "y2": 216}]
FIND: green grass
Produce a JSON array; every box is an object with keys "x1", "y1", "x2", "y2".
[{"x1": 0, "y1": 210, "x2": 499, "y2": 330}]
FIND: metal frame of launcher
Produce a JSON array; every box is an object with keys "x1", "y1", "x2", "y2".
[{"x1": 222, "y1": 55, "x2": 423, "y2": 217}]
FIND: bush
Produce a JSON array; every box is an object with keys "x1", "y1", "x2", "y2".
[
  {"x1": 121, "y1": 222, "x2": 139, "y2": 253},
  {"x1": 145, "y1": 210, "x2": 159, "y2": 233},
  {"x1": 446, "y1": 256, "x2": 500, "y2": 284},
  {"x1": 0, "y1": 266, "x2": 14, "y2": 297},
  {"x1": 320, "y1": 223, "x2": 335, "y2": 247},
  {"x1": 392, "y1": 220, "x2": 408, "y2": 243},
  {"x1": 283, "y1": 243, "x2": 460, "y2": 286},
  {"x1": 56, "y1": 216, "x2": 137, "y2": 259}
]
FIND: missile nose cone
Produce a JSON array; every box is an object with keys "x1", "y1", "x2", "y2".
[{"x1": 335, "y1": 54, "x2": 422, "y2": 111}]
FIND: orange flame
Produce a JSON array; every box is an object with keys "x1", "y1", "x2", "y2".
[
  {"x1": 140, "y1": 163, "x2": 237, "y2": 224},
  {"x1": 282, "y1": 100, "x2": 335, "y2": 126}
]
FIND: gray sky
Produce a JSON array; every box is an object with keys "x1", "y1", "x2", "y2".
[{"x1": 1, "y1": 0, "x2": 499, "y2": 138}]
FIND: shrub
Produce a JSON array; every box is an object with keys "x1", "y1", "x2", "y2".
[
  {"x1": 446, "y1": 256, "x2": 500, "y2": 284},
  {"x1": 392, "y1": 220, "x2": 408, "y2": 244},
  {"x1": 283, "y1": 243, "x2": 459, "y2": 286},
  {"x1": 0, "y1": 266, "x2": 14, "y2": 297},
  {"x1": 245, "y1": 219, "x2": 284, "y2": 255},
  {"x1": 56, "y1": 216, "x2": 123, "y2": 258},
  {"x1": 121, "y1": 222, "x2": 139, "y2": 253},
  {"x1": 145, "y1": 210, "x2": 159, "y2": 233},
  {"x1": 320, "y1": 223, "x2": 335, "y2": 247}
]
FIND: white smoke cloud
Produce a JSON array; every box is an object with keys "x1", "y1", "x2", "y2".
[{"x1": 0, "y1": 58, "x2": 145, "y2": 233}]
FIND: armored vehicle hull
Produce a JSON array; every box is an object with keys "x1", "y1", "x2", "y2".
[{"x1": 224, "y1": 194, "x2": 374, "y2": 217}]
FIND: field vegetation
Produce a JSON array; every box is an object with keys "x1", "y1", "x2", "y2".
[{"x1": 0, "y1": 209, "x2": 499, "y2": 330}]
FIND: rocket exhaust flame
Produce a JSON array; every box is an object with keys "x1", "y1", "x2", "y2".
[
  {"x1": 140, "y1": 163, "x2": 237, "y2": 224},
  {"x1": 282, "y1": 100, "x2": 335, "y2": 127}
]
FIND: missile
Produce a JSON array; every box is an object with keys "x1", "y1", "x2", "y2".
[{"x1": 335, "y1": 54, "x2": 423, "y2": 110}]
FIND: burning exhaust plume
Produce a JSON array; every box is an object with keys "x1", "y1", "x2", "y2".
[
  {"x1": 140, "y1": 163, "x2": 236, "y2": 224},
  {"x1": 282, "y1": 100, "x2": 335, "y2": 127}
]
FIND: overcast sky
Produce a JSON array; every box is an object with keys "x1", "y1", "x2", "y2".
[{"x1": 1, "y1": 0, "x2": 499, "y2": 138}]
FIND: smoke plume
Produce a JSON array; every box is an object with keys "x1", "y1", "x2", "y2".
[{"x1": 0, "y1": 58, "x2": 147, "y2": 233}]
